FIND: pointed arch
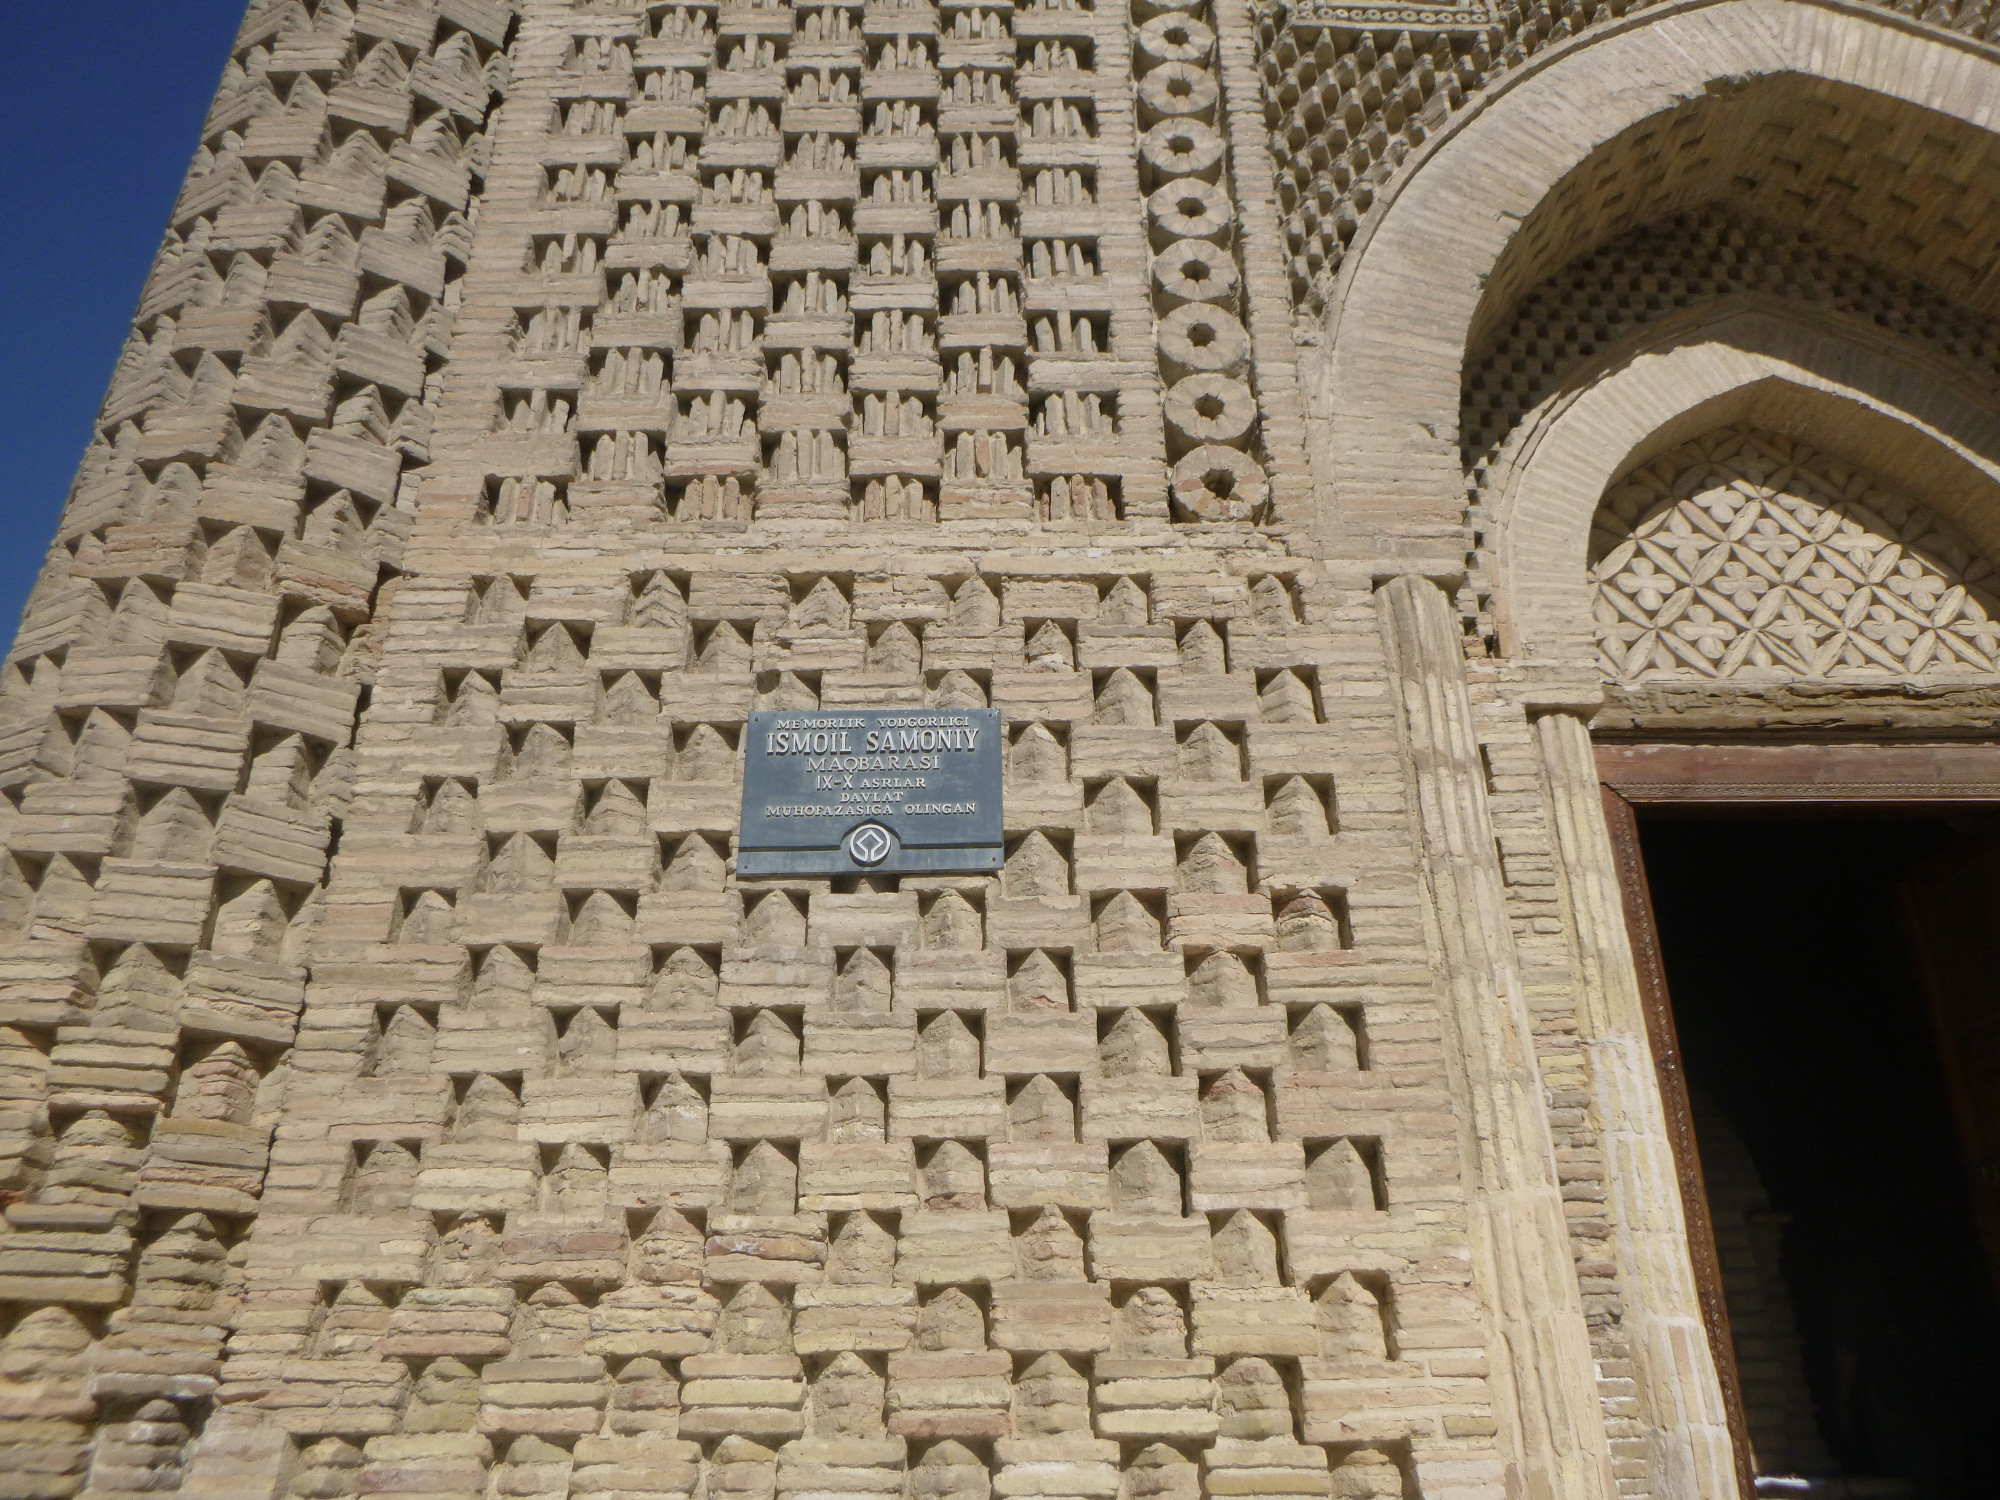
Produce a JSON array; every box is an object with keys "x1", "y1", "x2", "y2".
[
  {"x1": 1318, "y1": 0, "x2": 2000, "y2": 553},
  {"x1": 1488, "y1": 305, "x2": 2000, "y2": 659}
]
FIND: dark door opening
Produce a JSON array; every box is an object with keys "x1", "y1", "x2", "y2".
[{"x1": 1639, "y1": 817, "x2": 2000, "y2": 1500}]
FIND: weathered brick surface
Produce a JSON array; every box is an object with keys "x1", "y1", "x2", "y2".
[{"x1": 4, "y1": 0, "x2": 1995, "y2": 1497}]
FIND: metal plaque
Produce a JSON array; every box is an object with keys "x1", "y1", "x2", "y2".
[{"x1": 738, "y1": 708, "x2": 1003, "y2": 877}]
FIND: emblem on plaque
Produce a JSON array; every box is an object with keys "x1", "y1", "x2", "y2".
[{"x1": 845, "y1": 824, "x2": 894, "y2": 866}]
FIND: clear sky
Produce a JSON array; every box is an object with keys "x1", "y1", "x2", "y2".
[{"x1": 0, "y1": 3, "x2": 248, "y2": 639}]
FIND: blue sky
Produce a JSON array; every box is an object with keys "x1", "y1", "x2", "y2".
[{"x1": 0, "y1": 3, "x2": 247, "y2": 637}]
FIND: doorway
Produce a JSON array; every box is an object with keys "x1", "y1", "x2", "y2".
[{"x1": 1634, "y1": 815, "x2": 2000, "y2": 1499}]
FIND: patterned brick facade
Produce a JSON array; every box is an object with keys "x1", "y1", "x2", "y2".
[{"x1": 4, "y1": 1, "x2": 1998, "y2": 1498}]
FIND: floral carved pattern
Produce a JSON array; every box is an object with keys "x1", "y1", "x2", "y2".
[{"x1": 1589, "y1": 426, "x2": 2000, "y2": 682}]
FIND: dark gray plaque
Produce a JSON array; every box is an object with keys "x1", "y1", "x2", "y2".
[{"x1": 738, "y1": 708, "x2": 1003, "y2": 876}]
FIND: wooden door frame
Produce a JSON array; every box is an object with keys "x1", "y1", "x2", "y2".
[
  {"x1": 1595, "y1": 741, "x2": 2000, "y2": 804},
  {"x1": 1593, "y1": 740, "x2": 2000, "y2": 1497},
  {"x1": 1597, "y1": 782, "x2": 1756, "y2": 1499}
]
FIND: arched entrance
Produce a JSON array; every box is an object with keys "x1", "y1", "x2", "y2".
[
  {"x1": 1469, "y1": 139, "x2": 2000, "y2": 1500},
  {"x1": 1316, "y1": 2, "x2": 2000, "y2": 1495},
  {"x1": 1476, "y1": 132, "x2": 2000, "y2": 1500},
  {"x1": 1580, "y1": 422, "x2": 2000, "y2": 1496}
]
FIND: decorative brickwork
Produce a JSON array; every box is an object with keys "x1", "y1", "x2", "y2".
[
  {"x1": 1590, "y1": 425, "x2": 2000, "y2": 683},
  {"x1": 0, "y1": 2, "x2": 1482, "y2": 1498},
  {"x1": 5, "y1": 0, "x2": 2000, "y2": 1498},
  {"x1": 1259, "y1": 0, "x2": 2000, "y2": 321},
  {"x1": 1462, "y1": 207, "x2": 2000, "y2": 476}
]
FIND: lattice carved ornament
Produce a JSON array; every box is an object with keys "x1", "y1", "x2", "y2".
[{"x1": 1589, "y1": 427, "x2": 2000, "y2": 682}]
